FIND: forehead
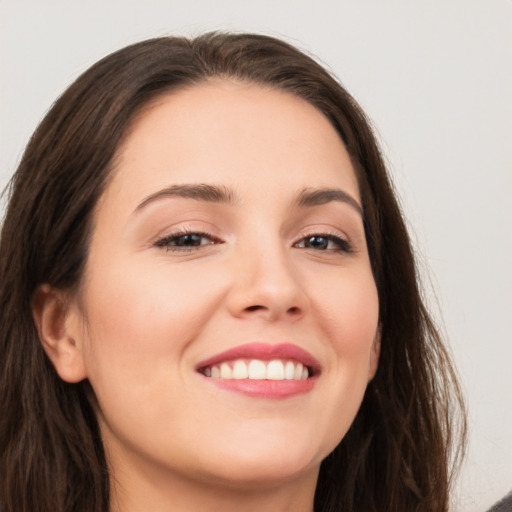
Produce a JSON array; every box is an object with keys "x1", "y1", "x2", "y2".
[{"x1": 104, "y1": 80, "x2": 359, "y2": 209}]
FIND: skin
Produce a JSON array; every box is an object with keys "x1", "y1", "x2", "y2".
[{"x1": 34, "y1": 80, "x2": 380, "y2": 512}]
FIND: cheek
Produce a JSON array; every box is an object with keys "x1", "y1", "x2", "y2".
[
  {"x1": 308, "y1": 266, "x2": 379, "y2": 415},
  {"x1": 309, "y1": 271, "x2": 378, "y2": 450},
  {"x1": 77, "y1": 259, "x2": 229, "y2": 441},
  {"x1": 78, "y1": 256, "x2": 244, "y2": 404},
  {"x1": 84, "y1": 257, "x2": 218, "y2": 338},
  {"x1": 78, "y1": 258, "x2": 226, "y2": 388},
  {"x1": 313, "y1": 266, "x2": 379, "y2": 355}
]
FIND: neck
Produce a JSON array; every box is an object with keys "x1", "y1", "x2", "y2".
[
  {"x1": 108, "y1": 454, "x2": 318, "y2": 512},
  {"x1": 110, "y1": 471, "x2": 317, "y2": 512}
]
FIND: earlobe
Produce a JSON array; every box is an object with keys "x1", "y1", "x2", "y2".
[
  {"x1": 368, "y1": 329, "x2": 381, "y2": 381},
  {"x1": 32, "y1": 284, "x2": 87, "y2": 383}
]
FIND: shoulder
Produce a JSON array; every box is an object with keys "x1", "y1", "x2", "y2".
[{"x1": 486, "y1": 491, "x2": 512, "y2": 512}]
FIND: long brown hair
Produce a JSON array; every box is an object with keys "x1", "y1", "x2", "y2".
[{"x1": 0, "y1": 32, "x2": 466, "y2": 512}]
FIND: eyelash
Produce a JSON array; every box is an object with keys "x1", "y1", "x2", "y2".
[
  {"x1": 155, "y1": 229, "x2": 353, "y2": 254},
  {"x1": 154, "y1": 229, "x2": 222, "y2": 252},
  {"x1": 293, "y1": 233, "x2": 353, "y2": 254}
]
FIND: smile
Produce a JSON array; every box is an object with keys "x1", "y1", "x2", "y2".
[
  {"x1": 201, "y1": 359, "x2": 310, "y2": 381},
  {"x1": 196, "y1": 342, "x2": 319, "y2": 398}
]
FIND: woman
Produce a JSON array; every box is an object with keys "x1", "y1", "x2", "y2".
[{"x1": 0, "y1": 33, "x2": 466, "y2": 512}]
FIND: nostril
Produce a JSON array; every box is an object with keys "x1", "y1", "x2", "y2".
[
  {"x1": 246, "y1": 305, "x2": 265, "y2": 312},
  {"x1": 245, "y1": 305, "x2": 301, "y2": 314}
]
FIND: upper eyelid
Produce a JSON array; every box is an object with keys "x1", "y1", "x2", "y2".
[
  {"x1": 154, "y1": 231, "x2": 352, "y2": 254},
  {"x1": 294, "y1": 227, "x2": 350, "y2": 242},
  {"x1": 153, "y1": 232, "x2": 222, "y2": 254},
  {"x1": 155, "y1": 228, "x2": 349, "y2": 240},
  {"x1": 152, "y1": 223, "x2": 221, "y2": 242},
  {"x1": 155, "y1": 230, "x2": 220, "y2": 244},
  {"x1": 154, "y1": 227, "x2": 350, "y2": 241},
  {"x1": 151, "y1": 221, "x2": 355, "y2": 246},
  {"x1": 294, "y1": 233, "x2": 352, "y2": 250}
]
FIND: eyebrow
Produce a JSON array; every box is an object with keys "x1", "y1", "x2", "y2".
[
  {"x1": 297, "y1": 187, "x2": 363, "y2": 216},
  {"x1": 134, "y1": 183, "x2": 362, "y2": 217},
  {"x1": 135, "y1": 184, "x2": 238, "y2": 212}
]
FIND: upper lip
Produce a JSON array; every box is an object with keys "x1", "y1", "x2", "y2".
[{"x1": 195, "y1": 342, "x2": 321, "y2": 373}]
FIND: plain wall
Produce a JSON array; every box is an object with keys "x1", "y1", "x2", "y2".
[{"x1": 1, "y1": 1, "x2": 511, "y2": 510}]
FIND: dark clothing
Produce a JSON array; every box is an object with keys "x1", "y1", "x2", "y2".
[{"x1": 487, "y1": 491, "x2": 512, "y2": 512}]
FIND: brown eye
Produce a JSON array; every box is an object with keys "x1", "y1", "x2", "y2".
[
  {"x1": 303, "y1": 236, "x2": 329, "y2": 250},
  {"x1": 169, "y1": 233, "x2": 209, "y2": 247},
  {"x1": 155, "y1": 232, "x2": 221, "y2": 251},
  {"x1": 295, "y1": 234, "x2": 352, "y2": 253}
]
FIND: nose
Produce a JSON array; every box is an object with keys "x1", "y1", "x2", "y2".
[{"x1": 226, "y1": 242, "x2": 309, "y2": 322}]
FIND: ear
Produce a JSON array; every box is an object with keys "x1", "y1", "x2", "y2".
[
  {"x1": 32, "y1": 284, "x2": 88, "y2": 383},
  {"x1": 368, "y1": 328, "x2": 381, "y2": 381}
]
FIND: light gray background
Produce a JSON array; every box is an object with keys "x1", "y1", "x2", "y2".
[{"x1": 1, "y1": 1, "x2": 510, "y2": 510}]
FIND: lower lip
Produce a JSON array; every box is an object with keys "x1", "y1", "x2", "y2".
[{"x1": 203, "y1": 376, "x2": 317, "y2": 399}]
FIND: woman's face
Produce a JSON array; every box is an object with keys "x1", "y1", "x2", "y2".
[{"x1": 66, "y1": 81, "x2": 379, "y2": 490}]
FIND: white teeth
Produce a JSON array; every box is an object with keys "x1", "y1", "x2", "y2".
[
  {"x1": 248, "y1": 360, "x2": 266, "y2": 380},
  {"x1": 266, "y1": 360, "x2": 284, "y2": 380},
  {"x1": 205, "y1": 359, "x2": 311, "y2": 381},
  {"x1": 284, "y1": 361, "x2": 295, "y2": 380},
  {"x1": 220, "y1": 363, "x2": 232, "y2": 379},
  {"x1": 294, "y1": 362, "x2": 303, "y2": 380},
  {"x1": 232, "y1": 360, "x2": 248, "y2": 379}
]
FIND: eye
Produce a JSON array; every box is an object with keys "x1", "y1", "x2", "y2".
[
  {"x1": 294, "y1": 234, "x2": 352, "y2": 253},
  {"x1": 155, "y1": 231, "x2": 222, "y2": 252}
]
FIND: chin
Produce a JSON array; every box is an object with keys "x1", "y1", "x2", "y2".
[
  {"x1": 189, "y1": 431, "x2": 326, "y2": 489},
  {"x1": 198, "y1": 451, "x2": 321, "y2": 490}
]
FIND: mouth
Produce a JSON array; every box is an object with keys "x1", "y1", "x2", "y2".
[
  {"x1": 196, "y1": 343, "x2": 320, "y2": 398},
  {"x1": 199, "y1": 359, "x2": 312, "y2": 381}
]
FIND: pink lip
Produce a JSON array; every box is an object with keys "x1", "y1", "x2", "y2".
[
  {"x1": 196, "y1": 342, "x2": 321, "y2": 372},
  {"x1": 209, "y1": 378, "x2": 316, "y2": 399},
  {"x1": 196, "y1": 342, "x2": 320, "y2": 400}
]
